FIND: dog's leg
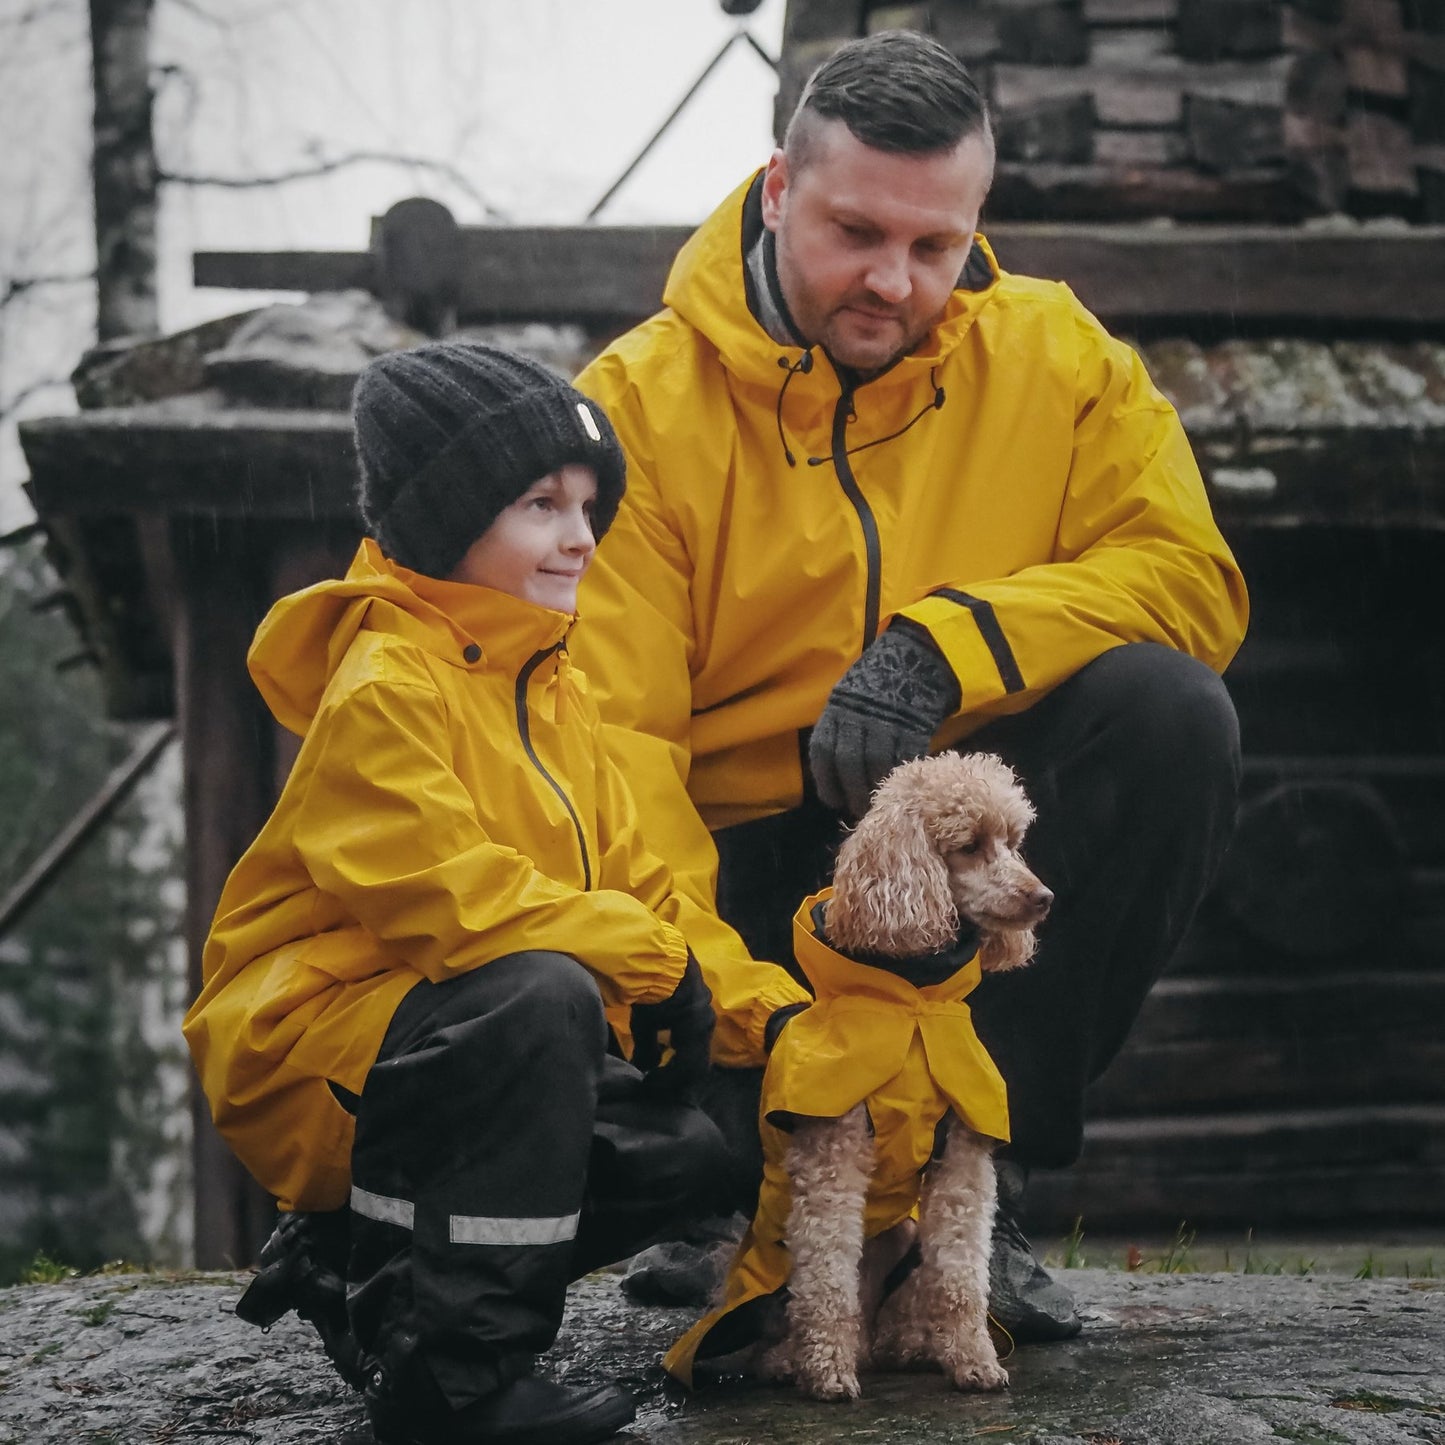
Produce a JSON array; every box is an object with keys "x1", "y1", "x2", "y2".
[
  {"x1": 872, "y1": 1119, "x2": 1007, "y2": 1391},
  {"x1": 759, "y1": 1104, "x2": 873, "y2": 1401}
]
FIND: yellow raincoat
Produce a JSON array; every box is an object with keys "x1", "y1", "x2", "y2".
[
  {"x1": 573, "y1": 171, "x2": 1249, "y2": 1062},
  {"x1": 664, "y1": 890, "x2": 1011, "y2": 1385},
  {"x1": 184, "y1": 539, "x2": 713, "y2": 1212}
]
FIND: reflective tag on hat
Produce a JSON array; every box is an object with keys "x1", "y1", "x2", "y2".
[{"x1": 576, "y1": 402, "x2": 602, "y2": 442}]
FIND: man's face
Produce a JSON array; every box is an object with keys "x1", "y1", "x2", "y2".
[{"x1": 761, "y1": 119, "x2": 993, "y2": 375}]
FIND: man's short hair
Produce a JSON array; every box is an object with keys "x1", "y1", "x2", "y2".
[{"x1": 784, "y1": 30, "x2": 992, "y2": 168}]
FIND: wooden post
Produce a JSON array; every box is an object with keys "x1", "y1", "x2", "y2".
[{"x1": 174, "y1": 518, "x2": 276, "y2": 1268}]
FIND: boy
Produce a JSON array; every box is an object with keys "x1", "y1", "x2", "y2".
[{"x1": 183, "y1": 343, "x2": 730, "y2": 1445}]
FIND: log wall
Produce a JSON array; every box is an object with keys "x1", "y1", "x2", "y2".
[{"x1": 777, "y1": 0, "x2": 1445, "y2": 219}]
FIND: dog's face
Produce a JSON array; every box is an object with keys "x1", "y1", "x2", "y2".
[
  {"x1": 827, "y1": 752, "x2": 1054, "y2": 965},
  {"x1": 939, "y1": 819, "x2": 1052, "y2": 937}
]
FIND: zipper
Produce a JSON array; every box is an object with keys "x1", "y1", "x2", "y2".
[
  {"x1": 829, "y1": 384, "x2": 882, "y2": 651},
  {"x1": 514, "y1": 645, "x2": 592, "y2": 890}
]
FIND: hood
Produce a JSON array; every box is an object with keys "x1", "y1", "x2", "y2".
[
  {"x1": 792, "y1": 889, "x2": 983, "y2": 1006},
  {"x1": 249, "y1": 538, "x2": 572, "y2": 734},
  {"x1": 662, "y1": 170, "x2": 1004, "y2": 394}
]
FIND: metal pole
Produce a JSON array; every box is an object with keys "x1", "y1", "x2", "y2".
[{"x1": 587, "y1": 29, "x2": 754, "y2": 223}]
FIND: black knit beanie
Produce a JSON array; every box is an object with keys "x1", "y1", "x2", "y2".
[{"x1": 352, "y1": 342, "x2": 628, "y2": 579}]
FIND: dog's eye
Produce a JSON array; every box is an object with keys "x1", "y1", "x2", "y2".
[{"x1": 954, "y1": 838, "x2": 981, "y2": 855}]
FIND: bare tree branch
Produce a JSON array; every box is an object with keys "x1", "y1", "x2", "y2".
[
  {"x1": 1, "y1": 376, "x2": 73, "y2": 420},
  {"x1": 159, "y1": 148, "x2": 508, "y2": 220},
  {"x1": 1, "y1": 274, "x2": 97, "y2": 312},
  {"x1": 0, "y1": 2, "x2": 72, "y2": 31}
]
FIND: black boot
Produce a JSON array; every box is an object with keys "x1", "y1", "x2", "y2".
[
  {"x1": 989, "y1": 1161, "x2": 1082, "y2": 1343},
  {"x1": 364, "y1": 1366, "x2": 636, "y2": 1445},
  {"x1": 235, "y1": 1210, "x2": 366, "y2": 1389}
]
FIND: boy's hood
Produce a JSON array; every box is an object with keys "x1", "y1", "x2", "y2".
[{"x1": 249, "y1": 538, "x2": 570, "y2": 735}]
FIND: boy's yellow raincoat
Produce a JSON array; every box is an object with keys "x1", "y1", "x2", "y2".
[
  {"x1": 664, "y1": 889, "x2": 1011, "y2": 1384},
  {"x1": 184, "y1": 540, "x2": 784, "y2": 1213}
]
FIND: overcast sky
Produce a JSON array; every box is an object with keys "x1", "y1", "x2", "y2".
[{"x1": 0, "y1": 0, "x2": 787, "y2": 529}]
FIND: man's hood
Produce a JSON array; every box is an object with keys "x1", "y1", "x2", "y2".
[
  {"x1": 248, "y1": 538, "x2": 570, "y2": 735},
  {"x1": 661, "y1": 169, "x2": 1004, "y2": 392}
]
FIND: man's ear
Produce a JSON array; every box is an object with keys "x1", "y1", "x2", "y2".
[{"x1": 760, "y1": 148, "x2": 788, "y2": 232}]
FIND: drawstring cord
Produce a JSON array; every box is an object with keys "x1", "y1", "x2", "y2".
[
  {"x1": 773, "y1": 352, "x2": 948, "y2": 470},
  {"x1": 806, "y1": 368, "x2": 947, "y2": 468},
  {"x1": 775, "y1": 351, "x2": 814, "y2": 468}
]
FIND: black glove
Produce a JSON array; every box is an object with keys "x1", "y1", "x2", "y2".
[
  {"x1": 809, "y1": 624, "x2": 961, "y2": 819},
  {"x1": 630, "y1": 951, "x2": 715, "y2": 1096}
]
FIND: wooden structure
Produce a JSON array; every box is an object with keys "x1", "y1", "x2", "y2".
[
  {"x1": 782, "y1": 0, "x2": 1445, "y2": 221},
  {"x1": 18, "y1": 0, "x2": 1445, "y2": 1263}
]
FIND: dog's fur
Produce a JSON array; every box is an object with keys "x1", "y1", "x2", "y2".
[{"x1": 761, "y1": 751, "x2": 1051, "y2": 1401}]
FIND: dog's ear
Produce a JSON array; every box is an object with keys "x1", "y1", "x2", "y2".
[{"x1": 828, "y1": 787, "x2": 959, "y2": 958}]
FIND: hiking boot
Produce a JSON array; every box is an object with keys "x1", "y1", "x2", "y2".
[
  {"x1": 365, "y1": 1369, "x2": 636, "y2": 1445},
  {"x1": 235, "y1": 1210, "x2": 366, "y2": 1389},
  {"x1": 989, "y1": 1161, "x2": 1082, "y2": 1343}
]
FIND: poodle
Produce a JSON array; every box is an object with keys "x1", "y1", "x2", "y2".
[{"x1": 760, "y1": 750, "x2": 1052, "y2": 1401}]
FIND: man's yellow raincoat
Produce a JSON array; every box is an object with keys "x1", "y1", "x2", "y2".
[
  {"x1": 573, "y1": 171, "x2": 1249, "y2": 1063},
  {"x1": 664, "y1": 890, "x2": 1011, "y2": 1385},
  {"x1": 184, "y1": 539, "x2": 757, "y2": 1212}
]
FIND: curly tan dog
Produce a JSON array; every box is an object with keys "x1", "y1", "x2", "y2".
[{"x1": 763, "y1": 752, "x2": 1051, "y2": 1400}]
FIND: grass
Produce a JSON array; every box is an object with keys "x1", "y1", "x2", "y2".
[
  {"x1": 78, "y1": 1299, "x2": 116, "y2": 1327},
  {"x1": 16, "y1": 1255, "x2": 78, "y2": 1285},
  {"x1": 1044, "y1": 1223, "x2": 1444, "y2": 1279}
]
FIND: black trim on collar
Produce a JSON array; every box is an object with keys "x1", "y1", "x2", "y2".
[
  {"x1": 957, "y1": 240, "x2": 995, "y2": 293},
  {"x1": 811, "y1": 900, "x2": 983, "y2": 989},
  {"x1": 741, "y1": 173, "x2": 810, "y2": 349},
  {"x1": 740, "y1": 173, "x2": 765, "y2": 326}
]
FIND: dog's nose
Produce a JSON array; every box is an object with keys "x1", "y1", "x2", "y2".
[{"x1": 1030, "y1": 884, "x2": 1054, "y2": 915}]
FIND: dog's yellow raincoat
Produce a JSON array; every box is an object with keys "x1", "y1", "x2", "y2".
[{"x1": 664, "y1": 889, "x2": 1011, "y2": 1384}]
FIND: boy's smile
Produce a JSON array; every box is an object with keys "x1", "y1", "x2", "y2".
[{"x1": 447, "y1": 463, "x2": 599, "y2": 613}]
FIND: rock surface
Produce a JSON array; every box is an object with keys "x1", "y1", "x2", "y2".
[{"x1": 1, "y1": 1267, "x2": 1442, "y2": 1444}]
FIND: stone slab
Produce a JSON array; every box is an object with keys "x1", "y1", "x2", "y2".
[{"x1": 1, "y1": 1267, "x2": 1442, "y2": 1444}]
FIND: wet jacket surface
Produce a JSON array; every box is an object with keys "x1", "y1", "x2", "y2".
[
  {"x1": 183, "y1": 539, "x2": 698, "y2": 1212},
  {"x1": 573, "y1": 172, "x2": 1249, "y2": 1060},
  {"x1": 664, "y1": 890, "x2": 1010, "y2": 1384}
]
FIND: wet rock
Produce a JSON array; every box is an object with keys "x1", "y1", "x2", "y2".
[{"x1": 1, "y1": 1267, "x2": 1442, "y2": 1443}]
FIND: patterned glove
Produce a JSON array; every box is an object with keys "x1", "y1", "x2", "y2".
[
  {"x1": 630, "y1": 952, "x2": 715, "y2": 1097},
  {"x1": 809, "y1": 623, "x2": 961, "y2": 820}
]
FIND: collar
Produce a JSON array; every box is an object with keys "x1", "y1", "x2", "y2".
[
  {"x1": 359, "y1": 539, "x2": 573, "y2": 671},
  {"x1": 791, "y1": 889, "x2": 984, "y2": 1006}
]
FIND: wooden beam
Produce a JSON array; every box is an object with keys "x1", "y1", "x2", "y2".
[
  {"x1": 22, "y1": 409, "x2": 359, "y2": 519},
  {"x1": 189, "y1": 222, "x2": 1445, "y2": 325},
  {"x1": 193, "y1": 248, "x2": 374, "y2": 294}
]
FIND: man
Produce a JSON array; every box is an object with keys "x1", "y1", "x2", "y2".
[{"x1": 573, "y1": 29, "x2": 1248, "y2": 1341}]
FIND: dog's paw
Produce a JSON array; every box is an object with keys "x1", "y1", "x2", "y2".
[
  {"x1": 797, "y1": 1362, "x2": 862, "y2": 1402},
  {"x1": 790, "y1": 1337, "x2": 864, "y2": 1401},
  {"x1": 947, "y1": 1354, "x2": 1009, "y2": 1392}
]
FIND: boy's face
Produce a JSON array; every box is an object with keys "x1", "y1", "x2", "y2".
[{"x1": 448, "y1": 463, "x2": 598, "y2": 612}]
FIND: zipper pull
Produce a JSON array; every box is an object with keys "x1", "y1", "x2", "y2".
[{"x1": 555, "y1": 648, "x2": 574, "y2": 723}]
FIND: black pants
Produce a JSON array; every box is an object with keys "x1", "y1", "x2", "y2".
[
  {"x1": 714, "y1": 642, "x2": 1241, "y2": 1178},
  {"x1": 346, "y1": 951, "x2": 729, "y2": 1411}
]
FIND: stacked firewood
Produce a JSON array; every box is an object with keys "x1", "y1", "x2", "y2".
[{"x1": 774, "y1": 0, "x2": 1445, "y2": 219}]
